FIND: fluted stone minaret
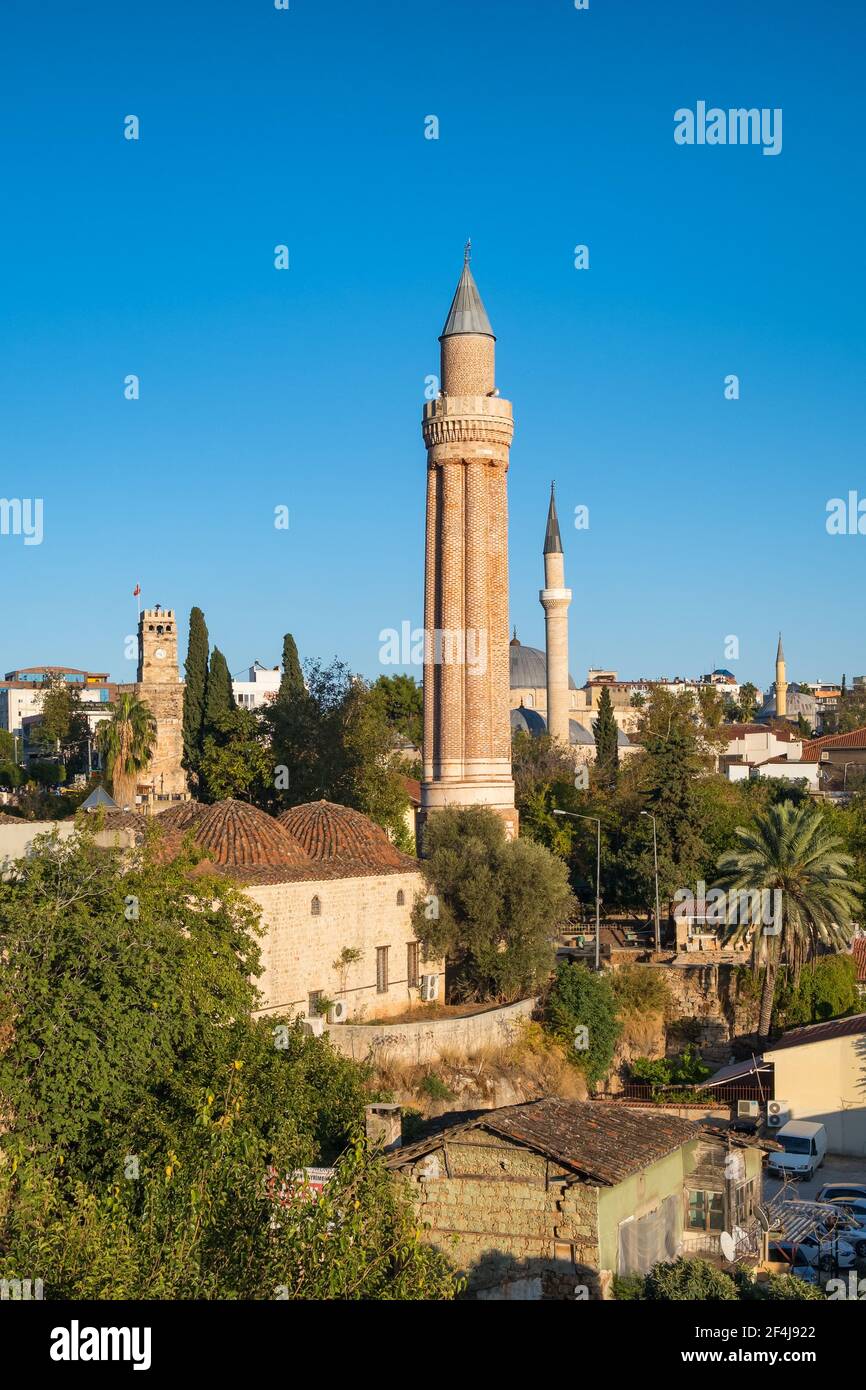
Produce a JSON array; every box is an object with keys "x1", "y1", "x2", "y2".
[
  {"x1": 540, "y1": 483, "x2": 572, "y2": 745},
  {"x1": 420, "y1": 246, "x2": 518, "y2": 840},
  {"x1": 775, "y1": 632, "x2": 787, "y2": 718}
]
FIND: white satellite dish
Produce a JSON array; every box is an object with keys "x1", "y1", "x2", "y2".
[{"x1": 720, "y1": 1231, "x2": 737, "y2": 1262}]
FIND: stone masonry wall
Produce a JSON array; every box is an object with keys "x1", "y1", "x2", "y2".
[
  {"x1": 247, "y1": 868, "x2": 444, "y2": 1020},
  {"x1": 401, "y1": 1131, "x2": 602, "y2": 1300}
]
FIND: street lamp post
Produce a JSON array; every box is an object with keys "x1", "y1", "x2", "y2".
[
  {"x1": 641, "y1": 811, "x2": 661, "y2": 954},
  {"x1": 553, "y1": 809, "x2": 601, "y2": 971}
]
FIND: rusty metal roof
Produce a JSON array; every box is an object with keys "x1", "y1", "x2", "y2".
[{"x1": 387, "y1": 1097, "x2": 700, "y2": 1187}]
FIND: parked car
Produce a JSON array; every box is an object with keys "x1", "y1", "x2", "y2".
[
  {"x1": 766, "y1": 1121, "x2": 827, "y2": 1181},
  {"x1": 816, "y1": 1183, "x2": 866, "y2": 1204},
  {"x1": 768, "y1": 1233, "x2": 859, "y2": 1271},
  {"x1": 818, "y1": 1203, "x2": 866, "y2": 1257}
]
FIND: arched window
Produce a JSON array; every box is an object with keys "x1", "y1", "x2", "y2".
[
  {"x1": 525, "y1": 692, "x2": 534, "y2": 708},
  {"x1": 396, "y1": 890, "x2": 405, "y2": 906},
  {"x1": 570, "y1": 693, "x2": 577, "y2": 709},
  {"x1": 311, "y1": 895, "x2": 321, "y2": 916}
]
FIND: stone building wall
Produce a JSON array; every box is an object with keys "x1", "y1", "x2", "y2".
[
  {"x1": 399, "y1": 1130, "x2": 602, "y2": 1299},
  {"x1": 247, "y1": 868, "x2": 443, "y2": 1020}
]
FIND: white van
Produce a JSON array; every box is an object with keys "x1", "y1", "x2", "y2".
[{"x1": 767, "y1": 1121, "x2": 828, "y2": 1181}]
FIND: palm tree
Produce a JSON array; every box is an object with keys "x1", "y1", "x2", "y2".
[
  {"x1": 713, "y1": 801, "x2": 860, "y2": 1039},
  {"x1": 97, "y1": 693, "x2": 157, "y2": 810}
]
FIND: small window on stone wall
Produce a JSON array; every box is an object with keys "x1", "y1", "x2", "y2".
[
  {"x1": 311, "y1": 895, "x2": 321, "y2": 916},
  {"x1": 396, "y1": 889, "x2": 405, "y2": 906}
]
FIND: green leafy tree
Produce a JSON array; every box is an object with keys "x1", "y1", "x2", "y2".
[
  {"x1": 0, "y1": 828, "x2": 263, "y2": 1181},
  {"x1": 199, "y1": 705, "x2": 274, "y2": 805},
  {"x1": 636, "y1": 689, "x2": 713, "y2": 910},
  {"x1": 277, "y1": 633, "x2": 304, "y2": 702},
  {"x1": 266, "y1": 658, "x2": 410, "y2": 846},
  {"x1": 0, "y1": 1116, "x2": 458, "y2": 1300},
  {"x1": 96, "y1": 692, "x2": 156, "y2": 809},
  {"x1": 546, "y1": 961, "x2": 621, "y2": 1085},
  {"x1": 738, "y1": 682, "x2": 759, "y2": 722},
  {"x1": 413, "y1": 806, "x2": 575, "y2": 1002},
  {"x1": 592, "y1": 686, "x2": 619, "y2": 789},
  {"x1": 713, "y1": 801, "x2": 861, "y2": 1038},
  {"x1": 182, "y1": 606, "x2": 209, "y2": 779},
  {"x1": 34, "y1": 675, "x2": 89, "y2": 773},
  {"x1": 773, "y1": 953, "x2": 859, "y2": 1029},
  {"x1": 372, "y1": 674, "x2": 423, "y2": 749},
  {"x1": 204, "y1": 647, "x2": 235, "y2": 736}
]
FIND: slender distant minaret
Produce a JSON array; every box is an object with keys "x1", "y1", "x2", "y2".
[
  {"x1": 540, "y1": 483, "x2": 572, "y2": 745},
  {"x1": 420, "y1": 245, "x2": 518, "y2": 839},
  {"x1": 776, "y1": 632, "x2": 787, "y2": 718}
]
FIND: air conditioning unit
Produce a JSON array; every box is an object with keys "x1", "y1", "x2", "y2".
[
  {"x1": 767, "y1": 1099, "x2": 789, "y2": 1128},
  {"x1": 327, "y1": 999, "x2": 348, "y2": 1024},
  {"x1": 737, "y1": 1099, "x2": 760, "y2": 1120},
  {"x1": 300, "y1": 1015, "x2": 324, "y2": 1037},
  {"x1": 420, "y1": 973, "x2": 439, "y2": 1003}
]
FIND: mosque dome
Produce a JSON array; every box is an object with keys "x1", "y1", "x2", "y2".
[
  {"x1": 509, "y1": 636, "x2": 577, "y2": 690},
  {"x1": 757, "y1": 685, "x2": 817, "y2": 724},
  {"x1": 278, "y1": 800, "x2": 409, "y2": 870},
  {"x1": 192, "y1": 799, "x2": 312, "y2": 867},
  {"x1": 154, "y1": 801, "x2": 205, "y2": 831}
]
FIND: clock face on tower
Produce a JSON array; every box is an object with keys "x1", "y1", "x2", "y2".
[{"x1": 154, "y1": 648, "x2": 166, "y2": 660}]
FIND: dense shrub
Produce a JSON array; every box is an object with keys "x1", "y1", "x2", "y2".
[{"x1": 546, "y1": 961, "x2": 622, "y2": 1085}]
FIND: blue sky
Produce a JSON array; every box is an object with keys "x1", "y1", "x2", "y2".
[{"x1": 1, "y1": 0, "x2": 863, "y2": 692}]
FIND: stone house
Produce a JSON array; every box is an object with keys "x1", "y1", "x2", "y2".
[
  {"x1": 151, "y1": 797, "x2": 444, "y2": 1020},
  {"x1": 386, "y1": 1097, "x2": 765, "y2": 1299}
]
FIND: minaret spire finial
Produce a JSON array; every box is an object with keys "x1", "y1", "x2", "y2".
[{"x1": 464, "y1": 238, "x2": 471, "y2": 264}]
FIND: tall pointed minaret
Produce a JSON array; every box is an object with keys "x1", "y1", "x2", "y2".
[
  {"x1": 775, "y1": 632, "x2": 787, "y2": 718},
  {"x1": 540, "y1": 483, "x2": 572, "y2": 745},
  {"x1": 420, "y1": 245, "x2": 518, "y2": 840}
]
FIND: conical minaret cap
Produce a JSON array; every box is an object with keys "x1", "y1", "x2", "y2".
[
  {"x1": 440, "y1": 243, "x2": 495, "y2": 339},
  {"x1": 543, "y1": 482, "x2": 563, "y2": 555},
  {"x1": 776, "y1": 632, "x2": 785, "y2": 663}
]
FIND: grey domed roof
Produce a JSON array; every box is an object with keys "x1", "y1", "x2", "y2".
[
  {"x1": 758, "y1": 685, "x2": 817, "y2": 722},
  {"x1": 509, "y1": 638, "x2": 577, "y2": 690},
  {"x1": 510, "y1": 706, "x2": 548, "y2": 737},
  {"x1": 569, "y1": 721, "x2": 595, "y2": 745},
  {"x1": 616, "y1": 727, "x2": 632, "y2": 747}
]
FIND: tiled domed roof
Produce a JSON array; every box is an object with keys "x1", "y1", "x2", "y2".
[
  {"x1": 193, "y1": 799, "x2": 313, "y2": 867},
  {"x1": 154, "y1": 801, "x2": 205, "y2": 830},
  {"x1": 278, "y1": 800, "x2": 409, "y2": 870}
]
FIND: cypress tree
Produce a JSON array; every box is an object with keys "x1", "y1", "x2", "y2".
[
  {"x1": 278, "y1": 633, "x2": 304, "y2": 702},
  {"x1": 182, "y1": 607, "x2": 209, "y2": 776},
  {"x1": 204, "y1": 648, "x2": 235, "y2": 736},
  {"x1": 592, "y1": 685, "x2": 619, "y2": 788}
]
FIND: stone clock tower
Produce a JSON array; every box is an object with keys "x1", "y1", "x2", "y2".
[
  {"x1": 419, "y1": 248, "x2": 518, "y2": 840},
  {"x1": 134, "y1": 604, "x2": 186, "y2": 798}
]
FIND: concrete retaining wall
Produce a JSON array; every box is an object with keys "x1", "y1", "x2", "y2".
[{"x1": 324, "y1": 997, "x2": 538, "y2": 1065}]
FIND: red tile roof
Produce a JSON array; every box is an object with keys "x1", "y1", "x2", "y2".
[
  {"x1": 765, "y1": 1012, "x2": 866, "y2": 1052},
  {"x1": 801, "y1": 727, "x2": 866, "y2": 762},
  {"x1": 193, "y1": 799, "x2": 312, "y2": 868},
  {"x1": 278, "y1": 800, "x2": 412, "y2": 871},
  {"x1": 387, "y1": 1097, "x2": 699, "y2": 1187},
  {"x1": 852, "y1": 939, "x2": 866, "y2": 985}
]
